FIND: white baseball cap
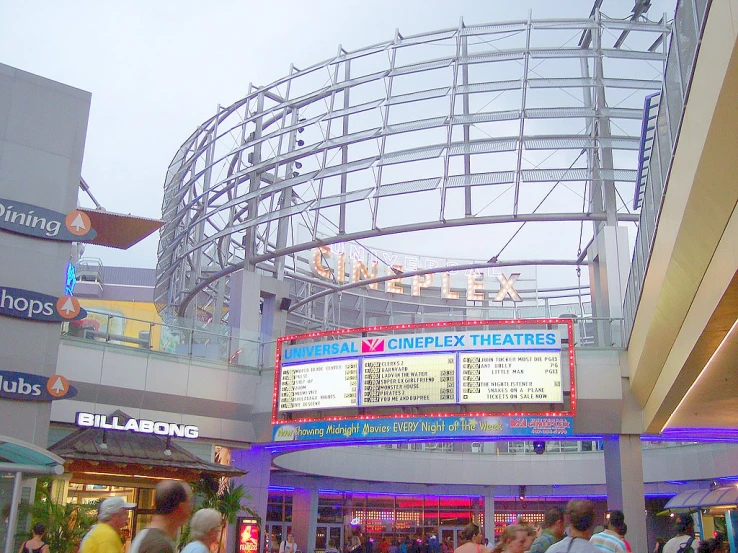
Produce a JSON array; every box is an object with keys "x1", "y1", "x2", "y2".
[{"x1": 99, "y1": 496, "x2": 136, "y2": 519}]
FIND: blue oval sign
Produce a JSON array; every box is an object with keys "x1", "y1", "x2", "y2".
[
  {"x1": 0, "y1": 198, "x2": 97, "y2": 242},
  {"x1": 0, "y1": 286, "x2": 86, "y2": 322},
  {"x1": 0, "y1": 370, "x2": 78, "y2": 401}
]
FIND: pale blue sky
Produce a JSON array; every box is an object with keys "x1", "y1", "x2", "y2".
[{"x1": 0, "y1": 0, "x2": 675, "y2": 268}]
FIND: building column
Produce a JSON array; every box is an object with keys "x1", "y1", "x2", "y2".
[
  {"x1": 483, "y1": 487, "x2": 495, "y2": 544},
  {"x1": 292, "y1": 487, "x2": 319, "y2": 553},
  {"x1": 604, "y1": 435, "x2": 646, "y2": 553},
  {"x1": 231, "y1": 446, "x2": 274, "y2": 553}
]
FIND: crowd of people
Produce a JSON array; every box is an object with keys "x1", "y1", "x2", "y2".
[
  {"x1": 20, "y1": 492, "x2": 729, "y2": 553},
  {"x1": 336, "y1": 500, "x2": 723, "y2": 553}
]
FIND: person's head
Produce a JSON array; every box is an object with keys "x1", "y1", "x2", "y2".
[
  {"x1": 606, "y1": 511, "x2": 626, "y2": 535},
  {"x1": 674, "y1": 515, "x2": 694, "y2": 536},
  {"x1": 495, "y1": 525, "x2": 528, "y2": 553},
  {"x1": 32, "y1": 523, "x2": 45, "y2": 537},
  {"x1": 98, "y1": 496, "x2": 137, "y2": 530},
  {"x1": 460, "y1": 523, "x2": 482, "y2": 544},
  {"x1": 189, "y1": 508, "x2": 222, "y2": 546},
  {"x1": 619, "y1": 524, "x2": 628, "y2": 538},
  {"x1": 520, "y1": 526, "x2": 537, "y2": 551},
  {"x1": 566, "y1": 500, "x2": 596, "y2": 536},
  {"x1": 154, "y1": 480, "x2": 193, "y2": 527},
  {"x1": 287, "y1": 534, "x2": 295, "y2": 543},
  {"x1": 544, "y1": 507, "x2": 566, "y2": 538}
]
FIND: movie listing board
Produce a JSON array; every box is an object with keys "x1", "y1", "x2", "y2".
[
  {"x1": 362, "y1": 354, "x2": 456, "y2": 407},
  {"x1": 279, "y1": 359, "x2": 358, "y2": 411},
  {"x1": 459, "y1": 352, "x2": 562, "y2": 403}
]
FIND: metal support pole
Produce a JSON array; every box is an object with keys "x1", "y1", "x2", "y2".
[{"x1": 4, "y1": 471, "x2": 24, "y2": 553}]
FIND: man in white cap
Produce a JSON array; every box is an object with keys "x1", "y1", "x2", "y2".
[{"x1": 81, "y1": 496, "x2": 137, "y2": 553}]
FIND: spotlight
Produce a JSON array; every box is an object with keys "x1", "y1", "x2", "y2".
[
  {"x1": 295, "y1": 162, "x2": 302, "y2": 169},
  {"x1": 297, "y1": 140, "x2": 305, "y2": 147},
  {"x1": 518, "y1": 485, "x2": 526, "y2": 501},
  {"x1": 292, "y1": 172, "x2": 300, "y2": 178},
  {"x1": 533, "y1": 441, "x2": 546, "y2": 455}
]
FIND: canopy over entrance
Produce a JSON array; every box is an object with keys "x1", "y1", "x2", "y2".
[
  {"x1": 1, "y1": 435, "x2": 65, "y2": 553},
  {"x1": 665, "y1": 487, "x2": 738, "y2": 509}
]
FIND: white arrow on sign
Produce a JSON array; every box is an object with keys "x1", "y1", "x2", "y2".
[
  {"x1": 50, "y1": 377, "x2": 65, "y2": 394},
  {"x1": 70, "y1": 213, "x2": 87, "y2": 232},
  {"x1": 59, "y1": 297, "x2": 76, "y2": 314}
]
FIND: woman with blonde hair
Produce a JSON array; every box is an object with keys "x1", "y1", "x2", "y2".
[
  {"x1": 454, "y1": 523, "x2": 492, "y2": 553},
  {"x1": 491, "y1": 525, "x2": 528, "y2": 553},
  {"x1": 182, "y1": 508, "x2": 222, "y2": 553}
]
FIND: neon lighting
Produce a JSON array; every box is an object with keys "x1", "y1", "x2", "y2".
[{"x1": 662, "y1": 318, "x2": 738, "y2": 432}]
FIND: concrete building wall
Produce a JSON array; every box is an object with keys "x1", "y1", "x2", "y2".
[{"x1": 0, "y1": 63, "x2": 90, "y2": 447}]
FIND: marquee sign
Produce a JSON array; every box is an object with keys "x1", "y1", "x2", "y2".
[
  {"x1": 0, "y1": 198, "x2": 97, "y2": 242},
  {"x1": 272, "y1": 414, "x2": 574, "y2": 442},
  {"x1": 273, "y1": 319, "x2": 576, "y2": 427},
  {"x1": 0, "y1": 370, "x2": 77, "y2": 401},
  {"x1": 0, "y1": 286, "x2": 86, "y2": 322}
]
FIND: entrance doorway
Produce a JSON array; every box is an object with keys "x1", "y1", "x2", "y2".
[
  {"x1": 316, "y1": 525, "x2": 343, "y2": 553},
  {"x1": 441, "y1": 527, "x2": 467, "y2": 551}
]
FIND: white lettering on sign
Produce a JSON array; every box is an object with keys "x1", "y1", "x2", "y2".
[
  {"x1": 75, "y1": 412, "x2": 199, "y2": 438},
  {"x1": 0, "y1": 202, "x2": 61, "y2": 236}
]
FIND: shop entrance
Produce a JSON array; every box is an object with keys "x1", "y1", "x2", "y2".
[
  {"x1": 441, "y1": 527, "x2": 467, "y2": 550},
  {"x1": 315, "y1": 525, "x2": 343, "y2": 553}
]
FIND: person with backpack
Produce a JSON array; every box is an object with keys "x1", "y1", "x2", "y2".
[{"x1": 663, "y1": 515, "x2": 701, "y2": 553}]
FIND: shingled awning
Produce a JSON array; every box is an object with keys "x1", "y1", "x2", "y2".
[{"x1": 49, "y1": 410, "x2": 245, "y2": 481}]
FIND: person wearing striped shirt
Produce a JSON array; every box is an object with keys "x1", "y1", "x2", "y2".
[{"x1": 589, "y1": 511, "x2": 627, "y2": 553}]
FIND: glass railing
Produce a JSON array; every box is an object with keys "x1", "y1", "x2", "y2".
[
  {"x1": 623, "y1": 0, "x2": 712, "y2": 342},
  {"x1": 379, "y1": 441, "x2": 604, "y2": 454},
  {"x1": 61, "y1": 309, "x2": 265, "y2": 370}
]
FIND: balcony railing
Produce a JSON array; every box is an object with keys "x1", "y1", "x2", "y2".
[{"x1": 623, "y1": 0, "x2": 712, "y2": 343}]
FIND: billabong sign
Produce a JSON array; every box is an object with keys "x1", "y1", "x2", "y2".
[
  {"x1": 0, "y1": 370, "x2": 78, "y2": 401},
  {"x1": 0, "y1": 286, "x2": 86, "y2": 322},
  {"x1": 0, "y1": 198, "x2": 97, "y2": 242},
  {"x1": 76, "y1": 412, "x2": 200, "y2": 439}
]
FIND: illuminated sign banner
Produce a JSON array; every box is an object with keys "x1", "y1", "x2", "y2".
[
  {"x1": 282, "y1": 330, "x2": 559, "y2": 362},
  {"x1": 272, "y1": 415, "x2": 574, "y2": 442},
  {"x1": 75, "y1": 412, "x2": 199, "y2": 438},
  {"x1": 362, "y1": 354, "x2": 456, "y2": 407},
  {"x1": 0, "y1": 371, "x2": 77, "y2": 401},
  {"x1": 0, "y1": 198, "x2": 97, "y2": 242}
]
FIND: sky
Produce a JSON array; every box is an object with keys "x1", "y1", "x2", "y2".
[{"x1": 0, "y1": 0, "x2": 676, "y2": 269}]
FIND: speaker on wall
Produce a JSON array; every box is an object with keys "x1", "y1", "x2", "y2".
[{"x1": 279, "y1": 297, "x2": 292, "y2": 311}]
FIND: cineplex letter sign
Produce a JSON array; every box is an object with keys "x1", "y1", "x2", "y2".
[
  {"x1": 76, "y1": 412, "x2": 200, "y2": 439},
  {"x1": 0, "y1": 198, "x2": 97, "y2": 242}
]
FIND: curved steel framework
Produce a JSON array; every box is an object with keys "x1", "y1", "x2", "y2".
[{"x1": 156, "y1": 12, "x2": 670, "y2": 331}]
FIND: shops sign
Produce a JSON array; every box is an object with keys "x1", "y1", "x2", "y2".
[
  {"x1": 0, "y1": 198, "x2": 97, "y2": 242},
  {"x1": 0, "y1": 286, "x2": 86, "y2": 322},
  {"x1": 0, "y1": 370, "x2": 77, "y2": 401},
  {"x1": 75, "y1": 412, "x2": 200, "y2": 439}
]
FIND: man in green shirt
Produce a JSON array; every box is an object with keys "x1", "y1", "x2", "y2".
[
  {"x1": 529, "y1": 507, "x2": 565, "y2": 553},
  {"x1": 81, "y1": 497, "x2": 137, "y2": 553}
]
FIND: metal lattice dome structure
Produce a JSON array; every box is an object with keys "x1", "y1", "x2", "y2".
[{"x1": 156, "y1": 11, "x2": 670, "y2": 333}]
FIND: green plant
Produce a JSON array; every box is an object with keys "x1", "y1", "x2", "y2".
[
  {"x1": 18, "y1": 480, "x2": 96, "y2": 553},
  {"x1": 188, "y1": 478, "x2": 260, "y2": 553}
]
